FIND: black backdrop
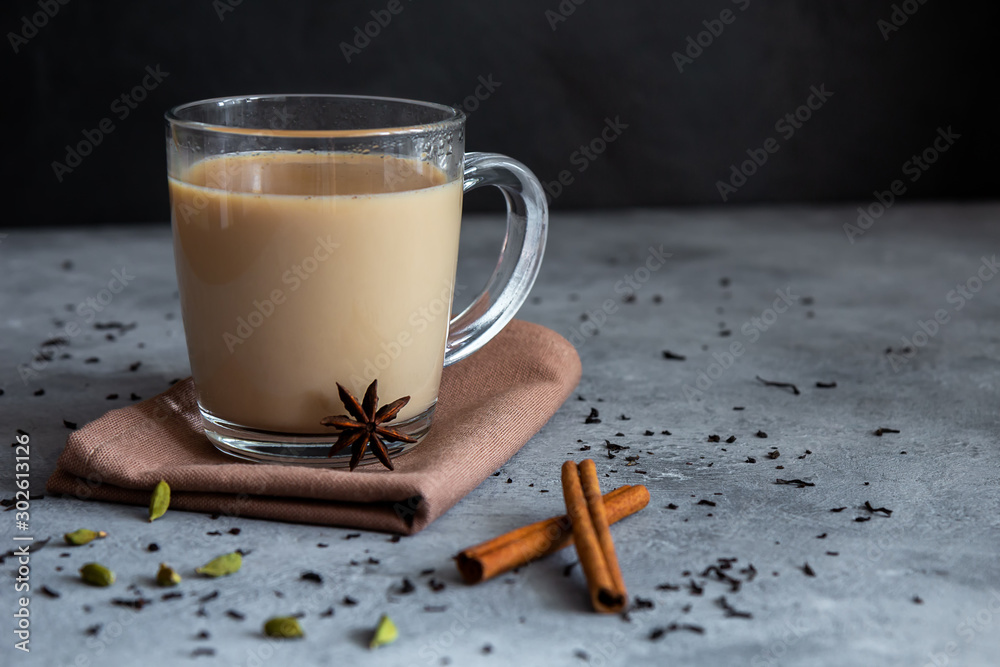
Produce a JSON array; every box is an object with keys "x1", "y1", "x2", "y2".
[{"x1": 5, "y1": 0, "x2": 997, "y2": 225}]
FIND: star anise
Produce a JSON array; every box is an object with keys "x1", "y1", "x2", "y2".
[{"x1": 320, "y1": 380, "x2": 416, "y2": 470}]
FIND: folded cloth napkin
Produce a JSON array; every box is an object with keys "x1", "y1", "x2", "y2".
[{"x1": 46, "y1": 320, "x2": 580, "y2": 534}]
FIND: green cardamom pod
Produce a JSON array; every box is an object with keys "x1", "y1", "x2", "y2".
[
  {"x1": 64, "y1": 529, "x2": 107, "y2": 546},
  {"x1": 369, "y1": 614, "x2": 398, "y2": 649},
  {"x1": 195, "y1": 552, "x2": 242, "y2": 577},
  {"x1": 79, "y1": 562, "x2": 115, "y2": 587},
  {"x1": 156, "y1": 563, "x2": 181, "y2": 587},
  {"x1": 148, "y1": 479, "x2": 171, "y2": 522},
  {"x1": 263, "y1": 616, "x2": 304, "y2": 638}
]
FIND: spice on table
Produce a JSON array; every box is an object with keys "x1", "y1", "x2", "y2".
[
  {"x1": 561, "y1": 459, "x2": 628, "y2": 613},
  {"x1": 156, "y1": 563, "x2": 182, "y2": 587},
  {"x1": 196, "y1": 552, "x2": 242, "y2": 577},
  {"x1": 64, "y1": 529, "x2": 107, "y2": 546},
  {"x1": 263, "y1": 616, "x2": 303, "y2": 639},
  {"x1": 369, "y1": 614, "x2": 398, "y2": 649},
  {"x1": 148, "y1": 479, "x2": 170, "y2": 522},
  {"x1": 455, "y1": 484, "x2": 649, "y2": 584},
  {"x1": 80, "y1": 563, "x2": 115, "y2": 587},
  {"x1": 320, "y1": 380, "x2": 416, "y2": 470}
]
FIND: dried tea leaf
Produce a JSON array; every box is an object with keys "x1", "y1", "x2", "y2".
[
  {"x1": 64, "y1": 529, "x2": 107, "y2": 546},
  {"x1": 196, "y1": 552, "x2": 242, "y2": 577},
  {"x1": 80, "y1": 563, "x2": 115, "y2": 587},
  {"x1": 263, "y1": 616, "x2": 303, "y2": 638},
  {"x1": 148, "y1": 480, "x2": 170, "y2": 522},
  {"x1": 156, "y1": 563, "x2": 181, "y2": 587},
  {"x1": 369, "y1": 614, "x2": 398, "y2": 649}
]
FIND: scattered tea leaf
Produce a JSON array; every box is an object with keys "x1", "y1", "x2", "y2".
[
  {"x1": 775, "y1": 479, "x2": 814, "y2": 488},
  {"x1": 716, "y1": 596, "x2": 752, "y2": 618},
  {"x1": 755, "y1": 375, "x2": 800, "y2": 395},
  {"x1": 111, "y1": 597, "x2": 151, "y2": 610},
  {"x1": 863, "y1": 501, "x2": 893, "y2": 516}
]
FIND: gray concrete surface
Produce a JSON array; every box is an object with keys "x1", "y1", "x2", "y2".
[{"x1": 2, "y1": 204, "x2": 999, "y2": 667}]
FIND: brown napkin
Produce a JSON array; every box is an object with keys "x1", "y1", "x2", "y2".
[{"x1": 46, "y1": 320, "x2": 580, "y2": 535}]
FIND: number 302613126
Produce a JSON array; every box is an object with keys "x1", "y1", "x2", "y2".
[{"x1": 14, "y1": 433, "x2": 30, "y2": 504}]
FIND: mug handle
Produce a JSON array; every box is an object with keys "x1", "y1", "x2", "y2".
[{"x1": 444, "y1": 152, "x2": 549, "y2": 366}]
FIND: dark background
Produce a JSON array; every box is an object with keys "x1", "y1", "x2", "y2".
[{"x1": 4, "y1": 0, "x2": 997, "y2": 225}]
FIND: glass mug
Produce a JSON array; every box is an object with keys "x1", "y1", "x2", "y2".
[{"x1": 165, "y1": 95, "x2": 547, "y2": 466}]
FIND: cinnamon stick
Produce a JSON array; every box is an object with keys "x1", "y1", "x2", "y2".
[
  {"x1": 455, "y1": 484, "x2": 649, "y2": 585},
  {"x1": 562, "y1": 459, "x2": 628, "y2": 613}
]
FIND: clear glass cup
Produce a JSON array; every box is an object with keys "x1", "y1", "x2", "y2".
[{"x1": 165, "y1": 95, "x2": 547, "y2": 466}]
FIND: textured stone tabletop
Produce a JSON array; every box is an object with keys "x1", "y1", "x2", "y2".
[{"x1": 2, "y1": 204, "x2": 999, "y2": 666}]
